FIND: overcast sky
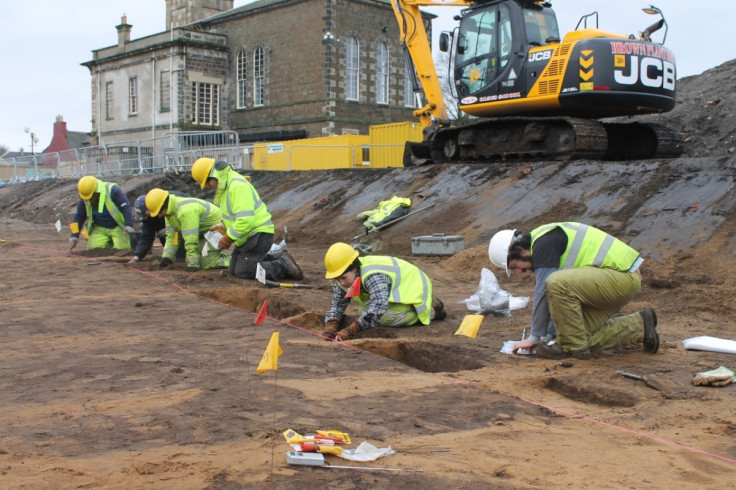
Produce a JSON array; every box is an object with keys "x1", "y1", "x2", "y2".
[{"x1": 2, "y1": 0, "x2": 734, "y2": 154}]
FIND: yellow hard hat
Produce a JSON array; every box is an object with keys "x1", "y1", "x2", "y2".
[
  {"x1": 192, "y1": 158, "x2": 216, "y2": 188},
  {"x1": 77, "y1": 176, "x2": 98, "y2": 200},
  {"x1": 145, "y1": 188, "x2": 170, "y2": 217},
  {"x1": 324, "y1": 242, "x2": 360, "y2": 279}
]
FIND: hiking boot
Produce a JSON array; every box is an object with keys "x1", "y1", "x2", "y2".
[
  {"x1": 641, "y1": 307, "x2": 659, "y2": 353},
  {"x1": 536, "y1": 341, "x2": 591, "y2": 360},
  {"x1": 280, "y1": 251, "x2": 304, "y2": 281},
  {"x1": 432, "y1": 296, "x2": 447, "y2": 321}
]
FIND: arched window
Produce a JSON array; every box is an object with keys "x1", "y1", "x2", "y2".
[
  {"x1": 376, "y1": 42, "x2": 389, "y2": 105},
  {"x1": 346, "y1": 37, "x2": 359, "y2": 101},
  {"x1": 237, "y1": 50, "x2": 247, "y2": 109},
  {"x1": 253, "y1": 46, "x2": 264, "y2": 106}
]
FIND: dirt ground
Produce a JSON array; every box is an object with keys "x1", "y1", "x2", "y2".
[{"x1": 2, "y1": 61, "x2": 736, "y2": 488}]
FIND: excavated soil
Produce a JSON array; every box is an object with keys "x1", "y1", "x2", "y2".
[{"x1": 2, "y1": 60, "x2": 736, "y2": 488}]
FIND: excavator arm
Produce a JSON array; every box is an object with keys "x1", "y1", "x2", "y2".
[{"x1": 389, "y1": 0, "x2": 473, "y2": 127}]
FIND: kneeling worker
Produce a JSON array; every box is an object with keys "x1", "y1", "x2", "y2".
[
  {"x1": 322, "y1": 242, "x2": 446, "y2": 341},
  {"x1": 488, "y1": 222, "x2": 659, "y2": 359},
  {"x1": 191, "y1": 157, "x2": 302, "y2": 281},
  {"x1": 145, "y1": 188, "x2": 230, "y2": 272},
  {"x1": 128, "y1": 193, "x2": 186, "y2": 264},
  {"x1": 69, "y1": 176, "x2": 135, "y2": 251}
]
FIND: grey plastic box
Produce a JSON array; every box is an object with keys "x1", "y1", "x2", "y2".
[{"x1": 412, "y1": 233, "x2": 464, "y2": 256}]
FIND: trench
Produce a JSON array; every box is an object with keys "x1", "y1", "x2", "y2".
[
  {"x1": 193, "y1": 286, "x2": 488, "y2": 374},
  {"x1": 546, "y1": 377, "x2": 639, "y2": 407}
]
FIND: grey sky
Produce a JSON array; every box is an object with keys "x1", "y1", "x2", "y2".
[{"x1": 2, "y1": 0, "x2": 733, "y2": 154}]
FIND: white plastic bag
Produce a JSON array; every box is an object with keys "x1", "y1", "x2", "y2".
[
  {"x1": 461, "y1": 268, "x2": 529, "y2": 317},
  {"x1": 337, "y1": 441, "x2": 395, "y2": 462}
]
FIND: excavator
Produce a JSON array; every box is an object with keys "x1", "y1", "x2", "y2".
[{"x1": 390, "y1": 0, "x2": 683, "y2": 165}]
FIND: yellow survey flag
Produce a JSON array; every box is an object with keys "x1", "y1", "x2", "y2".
[{"x1": 256, "y1": 332, "x2": 283, "y2": 373}]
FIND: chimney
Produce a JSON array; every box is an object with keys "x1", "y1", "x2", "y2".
[
  {"x1": 116, "y1": 14, "x2": 132, "y2": 50},
  {"x1": 46, "y1": 115, "x2": 71, "y2": 155}
]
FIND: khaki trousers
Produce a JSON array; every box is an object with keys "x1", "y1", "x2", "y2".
[{"x1": 545, "y1": 267, "x2": 644, "y2": 353}]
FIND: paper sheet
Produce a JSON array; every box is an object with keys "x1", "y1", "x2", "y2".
[{"x1": 500, "y1": 340, "x2": 534, "y2": 355}]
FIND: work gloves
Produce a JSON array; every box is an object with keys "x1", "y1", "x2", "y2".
[
  {"x1": 209, "y1": 223, "x2": 226, "y2": 235},
  {"x1": 124, "y1": 225, "x2": 136, "y2": 234},
  {"x1": 159, "y1": 257, "x2": 173, "y2": 268},
  {"x1": 693, "y1": 366, "x2": 736, "y2": 387},
  {"x1": 322, "y1": 321, "x2": 340, "y2": 341},
  {"x1": 209, "y1": 223, "x2": 232, "y2": 250},
  {"x1": 69, "y1": 236, "x2": 79, "y2": 251},
  {"x1": 335, "y1": 322, "x2": 361, "y2": 341},
  {"x1": 218, "y1": 234, "x2": 233, "y2": 250}
]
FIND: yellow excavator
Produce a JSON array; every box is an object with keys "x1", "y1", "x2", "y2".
[{"x1": 390, "y1": 0, "x2": 683, "y2": 164}]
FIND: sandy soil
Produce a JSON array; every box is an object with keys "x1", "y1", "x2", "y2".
[{"x1": 2, "y1": 60, "x2": 736, "y2": 489}]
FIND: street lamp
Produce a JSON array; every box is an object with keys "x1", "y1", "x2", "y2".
[{"x1": 24, "y1": 127, "x2": 39, "y2": 155}]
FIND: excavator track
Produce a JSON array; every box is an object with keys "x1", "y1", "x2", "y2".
[
  {"x1": 427, "y1": 117, "x2": 608, "y2": 164},
  {"x1": 404, "y1": 117, "x2": 683, "y2": 165},
  {"x1": 602, "y1": 122, "x2": 684, "y2": 160}
]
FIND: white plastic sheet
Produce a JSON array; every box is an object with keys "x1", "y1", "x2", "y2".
[{"x1": 682, "y1": 336, "x2": 736, "y2": 354}]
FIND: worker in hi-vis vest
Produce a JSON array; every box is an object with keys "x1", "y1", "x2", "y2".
[
  {"x1": 69, "y1": 176, "x2": 135, "y2": 251},
  {"x1": 322, "y1": 242, "x2": 446, "y2": 341},
  {"x1": 488, "y1": 222, "x2": 659, "y2": 360}
]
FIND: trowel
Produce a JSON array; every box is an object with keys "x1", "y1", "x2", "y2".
[{"x1": 615, "y1": 370, "x2": 662, "y2": 391}]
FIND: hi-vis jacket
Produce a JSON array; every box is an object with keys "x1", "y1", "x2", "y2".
[
  {"x1": 344, "y1": 255, "x2": 433, "y2": 325},
  {"x1": 162, "y1": 195, "x2": 222, "y2": 268},
  {"x1": 72, "y1": 180, "x2": 134, "y2": 236},
  {"x1": 357, "y1": 196, "x2": 411, "y2": 231},
  {"x1": 212, "y1": 165, "x2": 273, "y2": 246},
  {"x1": 531, "y1": 222, "x2": 640, "y2": 272}
]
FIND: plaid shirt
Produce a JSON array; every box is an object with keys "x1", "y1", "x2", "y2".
[{"x1": 325, "y1": 272, "x2": 391, "y2": 330}]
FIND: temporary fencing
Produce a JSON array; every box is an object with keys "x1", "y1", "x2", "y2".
[{"x1": 1, "y1": 130, "x2": 244, "y2": 183}]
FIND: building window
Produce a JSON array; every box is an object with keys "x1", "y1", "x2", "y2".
[
  {"x1": 191, "y1": 82, "x2": 220, "y2": 126},
  {"x1": 128, "y1": 76, "x2": 138, "y2": 115},
  {"x1": 404, "y1": 57, "x2": 418, "y2": 108},
  {"x1": 346, "y1": 37, "x2": 359, "y2": 101},
  {"x1": 160, "y1": 70, "x2": 170, "y2": 112},
  {"x1": 237, "y1": 50, "x2": 247, "y2": 109},
  {"x1": 253, "y1": 46, "x2": 264, "y2": 107},
  {"x1": 105, "y1": 81, "x2": 114, "y2": 119},
  {"x1": 376, "y1": 42, "x2": 389, "y2": 105}
]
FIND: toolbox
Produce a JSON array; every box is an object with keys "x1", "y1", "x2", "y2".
[{"x1": 411, "y1": 233, "x2": 464, "y2": 256}]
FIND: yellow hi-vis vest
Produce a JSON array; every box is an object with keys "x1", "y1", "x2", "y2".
[
  {"x1": 214, "y1": 166, "x2": 274, "y2": 246},
  {"x1": 531, "y1": 222, "x2": 640, "y2": 272},
  {"x1": 346, "y1": 255, "x2": 433, "y2": 325},
  {"x1": 163, "y1": 195, "x2": 223, "y2": 266},
  {"x1": 83, "y1": 180, "x2": 125, "y2": 234}
]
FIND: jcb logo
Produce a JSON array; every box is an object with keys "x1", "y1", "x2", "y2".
[
  {"x1": 614, "y1": 56, "x2": 675, "y2": 90},
  {"x1": 528, "y1": 50, "x2": 552, "y2": 62}
]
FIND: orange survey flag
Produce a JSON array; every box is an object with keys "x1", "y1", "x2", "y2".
[
  {"x1": 345, "y1": 277, "x2": 361, "y2": 298},
  {"x1": 256, "y1": 332, "x2": 283, "y2": 373},
  {"x1": 255, "y1": 300, "x2": 269, "y2": 325}
]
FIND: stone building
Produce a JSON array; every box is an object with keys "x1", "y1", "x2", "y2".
[{"x1": 82, "y1": 0, "x2": 432, "y2": 146}]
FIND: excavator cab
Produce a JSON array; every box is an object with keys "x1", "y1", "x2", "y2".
[{"x1": 454, "y1": 1, "x2": 559, "y2": 101}]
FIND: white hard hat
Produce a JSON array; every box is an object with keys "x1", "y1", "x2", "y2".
[{"x1": 488, "y1": 229, "x2": 516, "y2": 277}]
